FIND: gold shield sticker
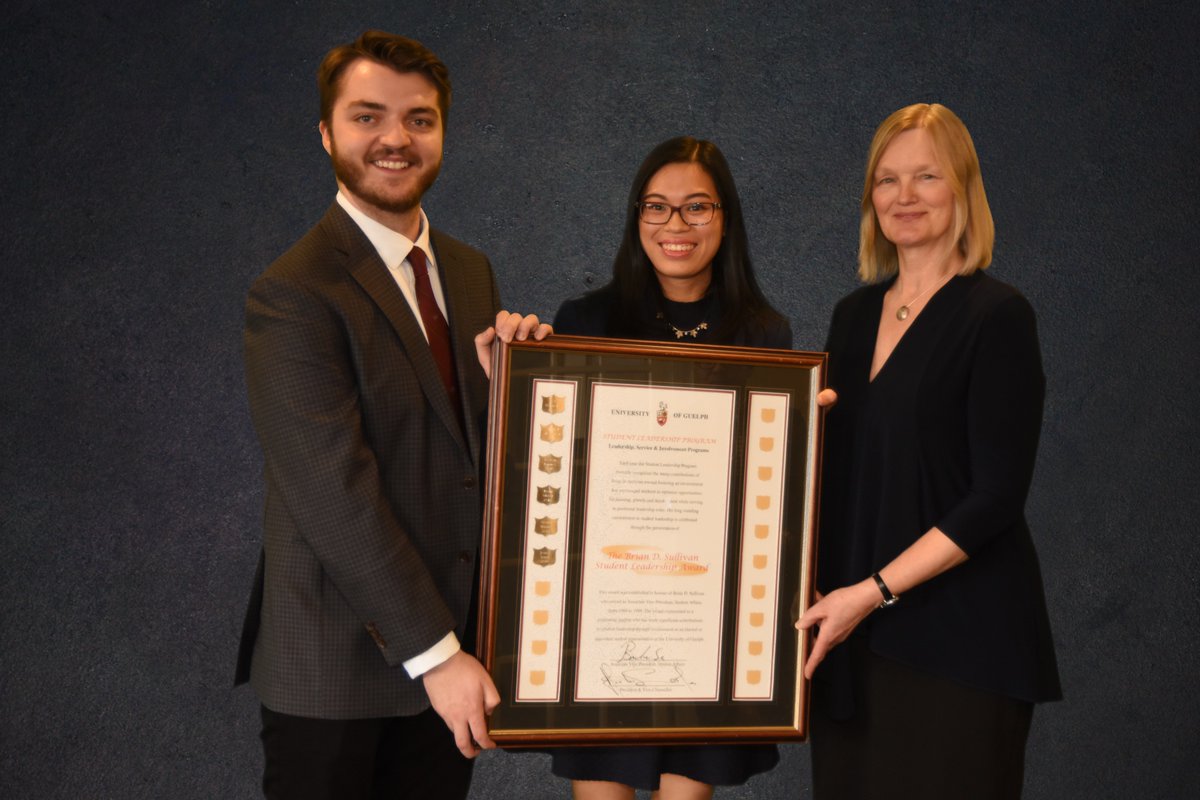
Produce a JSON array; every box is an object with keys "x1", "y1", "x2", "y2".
[
  {"x1": 540, "y1": 423, "x2": 564, "y2": 443},
  {"x1": 534, "y1": 516, "x2": 559, "y2": 535},
  {"x1": 536, "y1": 485, "x2": 561, "y2": 505},
  {"x1": 541, "y1": 395, "x2": 566, "y2": 414},
  {"x1": 533, "y1": 547, "x2": 557, "y2": 567},
  {"x1": 538, "y1": 454, "x2": 562, "y2": 474}
]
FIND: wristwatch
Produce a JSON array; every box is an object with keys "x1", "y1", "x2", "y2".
[{"x1": 872, "y1": 572, "x2": 900, "y2": 608}]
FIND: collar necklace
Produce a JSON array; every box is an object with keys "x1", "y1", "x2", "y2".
[{"x1": 656, "y1": 311, "x2": 709, "y2": 339}]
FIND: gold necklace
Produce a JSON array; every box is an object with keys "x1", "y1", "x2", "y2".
[
  {"x1": 895, "y1": 274, "x2": 952, "y2": 321},
  {"x1": 656, "y1": 311, "x2": 709, "y2": 339}
]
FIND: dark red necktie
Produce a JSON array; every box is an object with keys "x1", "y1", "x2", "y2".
[{"x1": 408, "y1": 246, "x2": 460, "y2": 413}]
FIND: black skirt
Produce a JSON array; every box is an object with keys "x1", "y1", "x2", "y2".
[
  {"x1": 550, "y1": 742, "x2": 779, "y2": 791},
  {"x1": 810, "y1": 636, "x2": 1034, "y2": 800}
]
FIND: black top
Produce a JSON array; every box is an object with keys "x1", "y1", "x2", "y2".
[
  {"x1": 554, "y1": 282, "x2": 793, "y2": 349},
  {"x1": 818, "y1": 271, "x2": 1062, "y2": 710},
  {"x1": 547, "y1": 281, "x2": 788, "y2": 790}
]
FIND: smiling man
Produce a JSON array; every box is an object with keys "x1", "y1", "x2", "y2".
[
  {"x1": 236, "y1": 31, "x2": 546, "y2": 799},
  {"x1": 320, "y1": 58, "x2": 444, "y2": 238}
]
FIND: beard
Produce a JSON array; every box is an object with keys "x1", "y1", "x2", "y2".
[{"x1": 328, "y1": 136, "x2": 441, "y2": 216}]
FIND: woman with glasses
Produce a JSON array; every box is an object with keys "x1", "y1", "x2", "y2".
[
  {"x1": 548, "y1": 135, "x2": 788, "y2": 799},
  {"x1": 797, "y1": 104, "x2": 1061, "y2": 799}
]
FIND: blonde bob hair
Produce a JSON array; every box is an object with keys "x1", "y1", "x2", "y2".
[{"x1": 858, "y1": 103, "x2": 994, "y2": 283}]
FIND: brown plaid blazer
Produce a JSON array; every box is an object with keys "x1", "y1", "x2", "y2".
[{"x1": 236, "y1": 203, "x2": 500, "y2": 719}]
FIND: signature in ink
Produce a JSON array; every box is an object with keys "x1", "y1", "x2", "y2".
[
  {"x1": 598, "y1": 641, "x2": 695, "y2": 696},
  {"x1": 617, "y1": 640, "x2": 666, "y2": 662}
]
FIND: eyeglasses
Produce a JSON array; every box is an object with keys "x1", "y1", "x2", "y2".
[{"x1": 636, "y1": 200, "x2": 723, "y2": 226}]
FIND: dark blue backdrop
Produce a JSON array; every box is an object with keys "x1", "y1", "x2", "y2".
[{"x1": 3, "y1": 1, "x2": 1197, "y2": 797}]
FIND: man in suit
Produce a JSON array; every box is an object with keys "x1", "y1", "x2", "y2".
[{"x1": 235, "y1": 30, "x2": 548, "y2": 799}]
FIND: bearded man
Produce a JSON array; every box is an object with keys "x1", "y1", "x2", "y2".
[{"x1": 235, "y1": 30, "x2": 547, "y2": 799}]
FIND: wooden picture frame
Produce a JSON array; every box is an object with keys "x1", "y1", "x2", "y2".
[{"x1": 478, "y1": 335, "x2": 826, "y2": 746}]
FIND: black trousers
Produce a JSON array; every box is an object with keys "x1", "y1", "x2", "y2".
[
  {"x1": 810, "y1": 637, "x2": 1034, "y2": 800},
  {"x1": 260, "y1": 705, "x2": 473, "y2": 800}
]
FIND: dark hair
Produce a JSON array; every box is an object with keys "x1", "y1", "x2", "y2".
[
  {"x1": 317, "y1": 31, "x2": 451, "y2": 126},
  {"x1": 606, "y1": 136, "x2": 785, "y2": 344}
]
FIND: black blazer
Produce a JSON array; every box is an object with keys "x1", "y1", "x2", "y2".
[{"x1": 236, "y1": 204, "x2": 500, "y2": 718}]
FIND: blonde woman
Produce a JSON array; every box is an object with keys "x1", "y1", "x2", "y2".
[{"x1": 798, "y1": 104, "x2": 1061, "y2": 799}]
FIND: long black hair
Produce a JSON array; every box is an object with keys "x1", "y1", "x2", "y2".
[{"x1": 605, "y1": 136, "x2": 786, "y2": 344}]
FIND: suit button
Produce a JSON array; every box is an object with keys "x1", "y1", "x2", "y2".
[
  {"x1": 462, "y1": 476, "x2": 476, "y2": 489},
  {"x1": 458, "y1": 551, "x2": 473, "y2": 563}
]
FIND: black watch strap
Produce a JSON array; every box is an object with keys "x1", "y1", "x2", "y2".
[{"x1": 872, "y1": 572, "x2": 899, "y2": 607}]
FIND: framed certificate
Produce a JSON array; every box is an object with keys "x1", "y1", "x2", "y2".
[{"x1": 478, "y1": 334, "x2": 826, "y2": 746}]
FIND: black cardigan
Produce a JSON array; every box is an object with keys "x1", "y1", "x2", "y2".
[{"x1": 819, "y1": 271, "x2": 1062, "y2": 706}]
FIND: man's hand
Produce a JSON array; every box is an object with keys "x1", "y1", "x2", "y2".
[
  {"x1": 474, "y1": 310, "x2": 553, "y2": 379},
  {"x1": 421, "y1": 650, "x2": 501, "y2": 758},
  {"x1": 817, "y1": 387, "x2": 838, "y2": 408}
]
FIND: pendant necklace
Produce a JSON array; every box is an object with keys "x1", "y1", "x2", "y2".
[
  {"x1": 656, "y1": 311, "x2": 709, "y2": 339},
  {"x1": 895, "y1": 274, "x2": 952, "y2": 321}
]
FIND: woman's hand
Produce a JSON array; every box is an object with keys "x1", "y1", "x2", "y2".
[
  {"x1": 474, "y1": 311, "x2": 553, "y2": 378},
  {"x1": 797, "y1": 530, "x2": 967, "y2": 679},
  {"x1": 796, "y1": 579, "x2": 880, "y2": 679}
]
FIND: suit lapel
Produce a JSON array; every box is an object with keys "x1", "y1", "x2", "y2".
[{"x1": 321, "y1": 205, "x2": 469, "y2": 452}]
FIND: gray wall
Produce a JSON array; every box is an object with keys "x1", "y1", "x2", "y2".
[{"x1": 2, "y1": 1, "x2": 1196, "y2": 797}]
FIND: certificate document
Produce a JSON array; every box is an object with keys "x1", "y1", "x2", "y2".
[{"x1": 574, "y1": 383, "x2": 736, "y2": 701}]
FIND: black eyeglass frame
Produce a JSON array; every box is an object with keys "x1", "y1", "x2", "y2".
[{"x1": 635, "y1": 200, "x2": 724, "y2": 226}]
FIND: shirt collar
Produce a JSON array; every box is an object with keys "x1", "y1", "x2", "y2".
[{"x1": 335, "y1": 191, "x2": 437, "y2": 271}]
